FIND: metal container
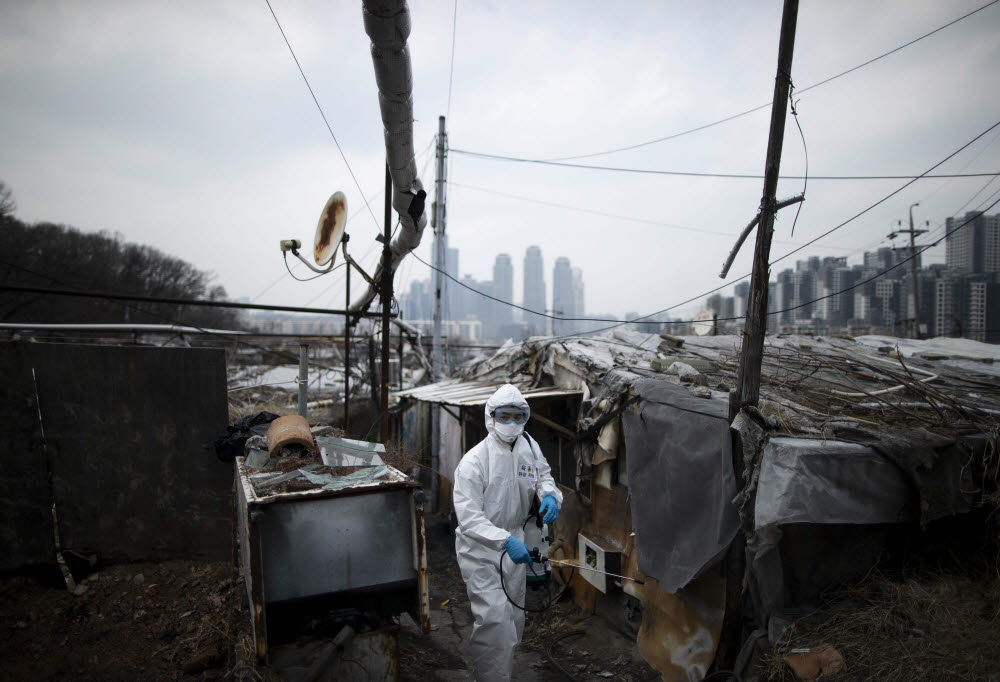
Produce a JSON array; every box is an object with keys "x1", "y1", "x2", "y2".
[{"x1": 235, "y1": 457, "x2": 430, "y2": 662}]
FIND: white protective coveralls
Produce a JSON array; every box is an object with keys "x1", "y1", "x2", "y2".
[{"x1": 453, "y1": 384, "x2": 563, "y2": 681}]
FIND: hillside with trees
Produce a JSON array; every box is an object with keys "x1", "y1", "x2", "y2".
[{"x1": 0, "y1": 181, "x2": 241, "y2": 329}]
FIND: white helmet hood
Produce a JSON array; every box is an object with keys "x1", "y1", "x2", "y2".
[{"x1": 484, "y1": 383, "x2": 530, "y2": 444}]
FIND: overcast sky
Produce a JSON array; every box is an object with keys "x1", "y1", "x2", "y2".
[{"x1": 2, "y1": 1, "x2": 999, "y2": 321}]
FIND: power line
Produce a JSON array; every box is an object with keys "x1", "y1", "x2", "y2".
[
  {"x1": 410, "y1": 252, "x2": 616, "y2": 322},
  {"x1": 765, "y1": 120, "x2": 1000, "y2": 269},
  {"x1": 448, "y1": 181, "x2": 846, "y2": 251},
  {"x1": 446, "y1": 0, "x2": 459, "y2": 119},
  {"x1": 0, "y1": 259, "x2": 354, "y2": 370},
  {"x1": 543, "y1": 0, "x2": 1000, "y2": 162},
  {"x1": 771, "y1": 194, "x2": 1000, "y2": 320},
  {"x1": 263, "y1": 0, "x2": 381, "y2": 232},
  {"x1": 0, "y1": 283, "x2": 383, "y2": 317},
  {"x1": 451, "y1": 148, "x2": 999, "y2": 181},
  {"x1": 438, "y1": 123, "x2": 1000, "y2": 343}
]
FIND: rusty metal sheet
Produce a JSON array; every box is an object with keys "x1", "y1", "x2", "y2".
[{"x1": 634, "y1": 571, "x2": 727, "y2": 681}]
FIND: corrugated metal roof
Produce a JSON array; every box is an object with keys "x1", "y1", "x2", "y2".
[{"x1": 392, "y1": 379, "x2": 581, "y2": 406}]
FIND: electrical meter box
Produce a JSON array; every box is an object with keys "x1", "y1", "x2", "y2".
[{"x1": 578, "y1": 533, "x2": 621, "y2": 593}]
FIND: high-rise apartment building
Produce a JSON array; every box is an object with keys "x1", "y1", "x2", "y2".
[
  {"x1": 492, "y1": 254, "x2": 514, "y2": 337},
  {"x1": 946, "y1": 211, "x2": 1000, "y2": 275},
  {"x1": 523, "y1": 246, "x2": 546, "y2": 335},
  {"x1": 552, "y1": 257, "x2": 574, "y2": 336}
]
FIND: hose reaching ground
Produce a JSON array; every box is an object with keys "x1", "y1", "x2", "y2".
[{"x1": 546, "y1": 630, "x2": 586, "y2": 681}]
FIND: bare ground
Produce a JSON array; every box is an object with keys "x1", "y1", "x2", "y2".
[{"x1": 0, "y1": 515, "x2": 655, "y2": 681}]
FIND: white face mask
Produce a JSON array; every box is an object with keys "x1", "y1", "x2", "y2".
[{"x1": 493, "y1": 421, "x2": 524, "y2": 443}]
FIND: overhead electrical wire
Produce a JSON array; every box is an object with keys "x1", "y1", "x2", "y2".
[
  {"x1": 770, "y1": 194, "x2": 1000, "y2": 321},
  {"x1": 0, "y1": 259, "x2": 349, "y2": 370},
  {"x1": 787, "y1": 86, "x2": 808, "y2": 237},
  {"x1": 263, "y1": 0, "x2": 381, "y2": 232},
  {"x1": 448, "y1": 182, "x2": 845, "y2": 251},
  {"x1": 415, "y1": 122, "x2": 1000, "y2": 333},
  {"x1": 289, "y1": 135, "x2": 437, "y2": 309},
  {"x1": 764, "y1": 120, "x2": 1000, "y2": 269},
  {"x1": 450, "y1": 148, "x2": 999, "y2": 182},
  {"x1": 540, "y1": 0, "x2": 1000, "y2": 162}
]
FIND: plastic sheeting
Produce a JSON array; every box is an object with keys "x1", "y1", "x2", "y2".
[
  {"x1": 622, "y1": 378, "x2": 740, "y2": 593},
  {"x1": 747, "y1": 437, "x2": 919, "y2": 632},
  {"x1": 754, "y1": 438, "x2": 917, "y2": 529}
]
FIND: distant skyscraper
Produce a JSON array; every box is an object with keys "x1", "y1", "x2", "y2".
[
  {"x1": 571, "y1": 267, "x2": 584, "y2": 332},
  {"x1": 734, "y1": 281, "x2": 750, "y2": 319},
  {"x1": 523, "y1": 246, "x2": 546, "y2": 335},
  {"x1": 442, "y1": 234, "x2": 459, "y2": 320},
  {"x1": 946, "y1": 211, "x2": 1000, "y2": 275},
  {"x1": 552, "y1": 257, "x2": 573, "y2": 336},
  {"x1": 493, "y1": 253, "x2": 514, "y2": 337}
]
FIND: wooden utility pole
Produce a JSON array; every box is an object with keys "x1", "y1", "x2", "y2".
[
  {"x1": 716, "y1": 1, "x2": 800, "y2": 675},
  {"x1": 734, "y1": 0, "x2": 800, "y2": 410},
  {"x1": 380, "y1": 163, "x2": 392, "y2": 441},
  {"x1": 889, "y1": 203, "x2": 928, "y2": 339}
]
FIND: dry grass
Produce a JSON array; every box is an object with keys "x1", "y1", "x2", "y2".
[
  {"x1": 381, "y1": 439, "x2": 431, "y2": 477},
  {"x1": 762, "y1": 569, "x2": 1000, "y2": 681}
]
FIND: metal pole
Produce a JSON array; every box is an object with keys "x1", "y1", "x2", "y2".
[
  {"x1": 909, "y1": 202, "x2": 922, "y2": 339},
  {"x1": 430, "y1": 115, "x2": 447, "y2": 512},
  {"x1": 432, "y1": 116, "x2": 447, "y2": 383},
  {"x1": 344, "y1": 257, "x2": 351, "y2": 433},
  {"x1": 734, "y1": 0, "x2": 799, "y2": 411},
  {"x1": 298, "y1": 343, "x2": 309, "y2": 417},
  {"x1": 398, "y1": 321, "x2": 404, "y2": 389},
  {"x1": 381, "y1": 162, "x2": 392, "y2": 442}
]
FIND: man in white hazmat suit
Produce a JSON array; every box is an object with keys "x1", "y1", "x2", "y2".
[{"x1": 453, "y1": 384, "x2": 562, "y2": 681}]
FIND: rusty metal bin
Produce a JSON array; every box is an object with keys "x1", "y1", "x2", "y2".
[{"x1": 235, "y1": 458, "x2": 430, "y2": 662}]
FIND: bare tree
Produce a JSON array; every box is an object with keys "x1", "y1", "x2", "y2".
[{"x1": 0, "y1": 181, "x2": 15, "y2": 218}]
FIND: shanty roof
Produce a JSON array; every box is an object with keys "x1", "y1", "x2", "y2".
[
  {"x1": 445, "y1": 330, "x2": 1000, "y2": 432},
  {"x1": 392, "y1": 378, "x2": 582, "y2": 406}
]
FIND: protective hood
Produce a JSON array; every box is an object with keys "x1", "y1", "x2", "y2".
[{"x1": 484, "y1": 383, "x2": 530, "y2": 445}]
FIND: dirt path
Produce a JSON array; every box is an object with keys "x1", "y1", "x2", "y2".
[
  {"x1": 1, "y1": 517, "x2": 656, "y2": 681},
  {"x1": 0, "y1": 560, "x2": 255, "y2": 680},
  {"x1": 400, "y1": 516, "x2": 658, "y2": 681}
]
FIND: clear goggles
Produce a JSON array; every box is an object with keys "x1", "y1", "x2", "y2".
[{"x1": 492, "y1": 408, "x2": 529, "y2": 425}]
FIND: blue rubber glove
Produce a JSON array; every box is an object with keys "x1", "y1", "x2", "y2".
[
  {"x1": 504, "y1": 536, "x2": 533, "y2": 565},
  {"x1": 540, "y1": 495, "x2": 559, "y2": 524}
]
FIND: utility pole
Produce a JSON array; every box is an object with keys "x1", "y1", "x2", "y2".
[
  {"x1": 734, "y1": 0, "x2": 800, "y2": 411},
  {"x1": 889, "y1": 203, "x2": 928, "y2": 339},
  {"x1": 430, "y1": 115, "x2": 447, "y2": 512},
  {"x1": 380, "y1": 163, "x2": 392, "y2": 442},
  {"x1": 432, "y1": 115, "x2": 447, "y2": 383},
  {"x1": 343, "y1": 248, "x2": 351, "y2": 433},
  {"x1": 717, "y1": 0, "x2": 800, "y2": 674}
]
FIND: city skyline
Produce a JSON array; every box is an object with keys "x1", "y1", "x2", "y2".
[
  {"x1": 703, "y1": 210, "x2": 1000, "y2": 342},
  {"x1": 398, "y1": 243, "x2": 596, "y2": 340}
]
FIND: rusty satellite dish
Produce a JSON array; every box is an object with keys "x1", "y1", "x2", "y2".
[
  {"x1": 314, "y1": 192, "x2": 347, "y2": 267},
  {"x1": 691, "y1": 309, "x2": 715, "y2": 336}
]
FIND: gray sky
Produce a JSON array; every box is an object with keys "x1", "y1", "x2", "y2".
[{"x1": 2, "y1": 0, "x2": 999, "y2": 321}]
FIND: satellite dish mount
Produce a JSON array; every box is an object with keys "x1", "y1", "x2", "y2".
[{"x1": 279, "y1": 192, "x2": 376, "y2": 285}]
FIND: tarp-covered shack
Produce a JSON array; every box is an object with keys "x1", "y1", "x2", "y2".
[{"x1": 392, "y1": 330, "x2": 999, "y2": 680}]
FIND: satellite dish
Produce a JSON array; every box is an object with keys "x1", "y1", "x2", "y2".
[
  {"x1": 691, "y1": 310, "x2": 715, "y2": 336},
  {"x1": 314, "y1": 192, "x2": 347, "y2": 266}
]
